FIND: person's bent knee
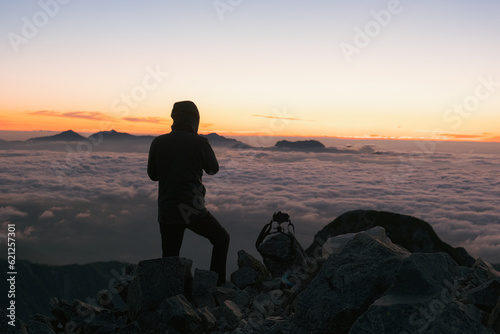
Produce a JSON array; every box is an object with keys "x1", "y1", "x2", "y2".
[{"x1": 214, "y1": 230, "x2": 230, "y2": 247}]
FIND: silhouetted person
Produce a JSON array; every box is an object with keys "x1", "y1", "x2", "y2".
[{"x1": 148, "y1": 101, "x2": 230, "y2": 285}]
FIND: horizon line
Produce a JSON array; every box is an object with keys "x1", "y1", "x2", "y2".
[{"x1": 1, "y1": 129, "x2": 500, "y2": 144}]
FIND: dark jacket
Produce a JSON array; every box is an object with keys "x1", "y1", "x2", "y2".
[{"x1": 147, "y1": 101, "x2": 219, "y2": 221}]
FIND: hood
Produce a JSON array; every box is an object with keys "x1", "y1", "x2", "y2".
[{"x1": 171, "y1": 101, "x2": 200, "y2": 134}]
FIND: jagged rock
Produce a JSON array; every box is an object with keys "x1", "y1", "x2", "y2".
[
  {"x1": 231, "y1": 267, "x2": 259, "y2": 289},
  {"x1": 22, "y1": 319, "x2": 56, "y2": 334},
  {"x1": 127, "y1": 257, "x2": 193, "y2": 320},
  {"x1": 156, "y1": 294, "x2": 203, "y2": 334},
  {"x1": 237, "y1": 250, "x2": 271, "y2": 278},
  {"x1": 114, "y1": 276, "x2": 133, "y2": 304},
  {"x1": 193, "y1": 268, "x2": 218, "y2": 290},
  {"x1": 219, "y1": 300, "x2": 244, "y2": 330},
  {"x1": 306, "y1": 210, "x2": 475, "y2": 267},
  {"x1": 213, "y1": 286, "x2": 236, "y2": 306},
  {"x1": 258, "y1": 232, "x2": 308, "y2": 277},
  {"x1": 192, "y1": 286, "x2": 217, "y2": 309},
  {"x1": 191, "y1": 268, "x2": 218, "y2": 309},
  {"x1": 464, "y1": 278, "x2": 500, "y2": 313},
  {"x1": 261, "y1": 278, "x2": 281, "y2": 292},
  {"x1": 321, "y1": 226, "x2": 388, "y2": 257},
  {"x1": 349, "y1": 252, "x2": 491, "y2": 334},
  {"x1": 28, "y1": 313, "x2": 57, "y2": 330},
  {"x1": 196, "y1": 306, "x2": 217, "y2": 332},
  {"x1": 50, "y1": 298, "x2": 104, "y2": 332},
  {"x1": 115, "y1": 321, "x2": 141, "y2": 334},
  {"x1": 135, "y1": 311, "x2": 157, "y2": 333},
  {"x1": 293, "y1": 233, "x2": 410, "y2": 333},
  {"x1": 488, "y1": 295, "x2": 500, "y2": 333},
  {"x1": 474, "y1": 259, "x2": 500, "y2": 282},
  {"x1": 233, "y1": 289, "x2": 252, "y2": 311}
]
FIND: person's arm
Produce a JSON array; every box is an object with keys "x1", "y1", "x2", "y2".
[
  {"x1": 201, "y1": 138, "x2": 219, "y2": 175},
  {"x1": 147, "y1": 138, "x2": 159, "y2": 181}
]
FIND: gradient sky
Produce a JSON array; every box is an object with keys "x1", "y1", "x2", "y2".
[{"x1": 1, "y1": 0, "x2": 499, "y2": 141}]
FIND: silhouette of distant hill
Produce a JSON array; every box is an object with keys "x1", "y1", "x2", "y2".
[
  {"x1": 202, "y1": 133, "x2": 241, "y2": 147},
  {"x1": 275, "y1": 139, "x2": 325, "y2": 149},
  {"x1": 19, "y1": 130, "x2": 246, "y2": 151},
  {"x1": 28, "y1": 130, "x2": 87, "y2": 142},
  {"x1": 88, "y1": 130, "x2": 154, "y2": 142}
]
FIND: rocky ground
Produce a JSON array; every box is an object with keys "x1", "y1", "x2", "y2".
[{"x1": 4, "y1": 210, "x2": 500, "y2": 333}]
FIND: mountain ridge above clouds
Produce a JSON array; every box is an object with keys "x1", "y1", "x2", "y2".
[
  {"x1": 0, "y1": 130, "x2": 248, "y2": 151},
  {"x1": 27, "y1": 130, "x2": 87, "y2": 142}
]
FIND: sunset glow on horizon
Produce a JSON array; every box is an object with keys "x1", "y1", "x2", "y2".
[{"x1": 1, "y1": 1, "x2": 499, "y2": 142}]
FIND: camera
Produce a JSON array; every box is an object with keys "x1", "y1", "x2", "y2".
[{"x1": 272, "y1": 211, "x2": 290, "y2": 224}]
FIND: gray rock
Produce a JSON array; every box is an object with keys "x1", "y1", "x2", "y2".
[
  {"x1": 473, "y1": 259, "x2": 500, "y2": 282},
  {"x1": 219, "y1": 300, "x2": 243, "y2": 330},
  {"x1": 135, "y1": 311, "x2": 157, "y2": 333},
  {"x1": 293, "y1": 234, "x2": 410, "y2": 333},
  {"x1": 231, "y1": 267, "x2": 259, "y2": 289},
  {"x1": 193, "y1": 268, "x2": 218, "y2": 291},
  {"x1": 24, "y1": 320, "x2": 56, "y2": 334},
  {"x1": 156, "y1": 294, "x2": 203, "y2": 334},
  {"x1": 487, "y1": 295, "x2": 500, "y2": 333},
  {"x1": 88, "y1": 309, "x2": 118, "y2": 332},
  {"x1": 307, "y1": 210, "x2": 475, "y2": 267},
  {"x1": 464, "y1": 278, "x2": 500, "y2": 313},
  {"x1": 50, "y1": 298, "x2": 104, "y2": 329},
  {"x1": 350, "y1": 252, "x2": 490, "y2": 334},
  {"x1": 127, "y1": 257, "x2": 193, "y2": 320},
  {"x1": 116, "y1": 321, "x2": 141, "y2": 334},
  {"x1": 260, "y1": 278, "x2": 281, "y2": 292},
  {"x1": 213, "y1": 286, "x2": 237, "y2": 305},
  {"x1": 237, "y1": 250, "x2": 271, "y2": 278},
  {"x1": 232, "y1": 289, "x2": 252, "y2": 311},
  {"x1": 191, "y1": 285, "x2": 217, "y2": 309},
  {"x1": 196, "y1": 306, "x2": 217, "y2": 332}
]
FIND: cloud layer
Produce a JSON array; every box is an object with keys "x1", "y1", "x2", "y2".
[{"x1": 0, "y1": 144, "x2": 499, "y2": 275}]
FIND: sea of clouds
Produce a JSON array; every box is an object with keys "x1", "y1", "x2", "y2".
[{"x1": 0, "y1": 140, "x2": 499, "y2": 274}]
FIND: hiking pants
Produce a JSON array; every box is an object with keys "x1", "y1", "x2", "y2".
[{"x1": 159, "y1": 211, "x2": 230, "y2": 286}]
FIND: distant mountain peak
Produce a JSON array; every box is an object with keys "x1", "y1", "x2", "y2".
[
  {"x1": 274, "y1": 139, "x2": 325, "y2": 149},
  {"x1": 28, "y1": 130, "x2": 86, "y2": 142}
]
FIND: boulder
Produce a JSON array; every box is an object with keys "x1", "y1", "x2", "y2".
[
  {"x1": 231, "y1": 266, "x2": 259, "y2": 289},
  {"x1": 156, "y1": 294, "x2": 203, "y2": 334},
  {"x1": 115, "y1": 321, "x2": 141, "y2": 334},
  {"x1": 191, "y1": 268, "x2": 218, "y2": 309},
  {"x1": 23, "y1": 320, "x2": 56, "y2": 334},
  {"x1": 193, "y1": 268, "x2": 218, "y2": 290},
  {"x1": 127, "y1": 257, "x2": 193, "y2": 320},
  {"x1": 321, "y1": 226, "x2": 389, "y2": 257},
  {"x1": 50, "y1": 298, "x2": 104, "y2": 329},
  {"x1": 293, "y1": 234, "x2": 410, "y2": 333},
  {"x1": 196, "y1": 306, "x2": 217, "y2": 332},
  {"x1": 213, "y1": 286, "x2": 237, "y2": 306},
  {"x1": 487, "y1": 295, "x2": 500, "y2": 333},
  {"x1": 306, "y1": 210, "x2": 475, "y2": 267},
  {"x1": 350, "y1": 252, "x2": 494, "y2": 333},
  {"x1": 237, "y1": 249, "x2": 271, "y2": 278},
  {"x1": 464, "y1": 278, "x2": 500, "y2": 313},
  {"x1": 218, "y1": 300, "x2": 243, "y2": 330}
]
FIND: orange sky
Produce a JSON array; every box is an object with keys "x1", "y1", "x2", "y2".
[{"x1": 1, "y1": 1, "x2": 499, "y2": 142}]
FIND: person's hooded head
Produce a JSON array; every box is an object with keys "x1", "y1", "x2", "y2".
[{"x1": 171, "y1": 101, "x2": 200, "y2": 134}]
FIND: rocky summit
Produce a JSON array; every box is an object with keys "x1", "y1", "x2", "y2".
[{"x1": 8, "y1": 210, "x2": 500, "y2": 333}]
